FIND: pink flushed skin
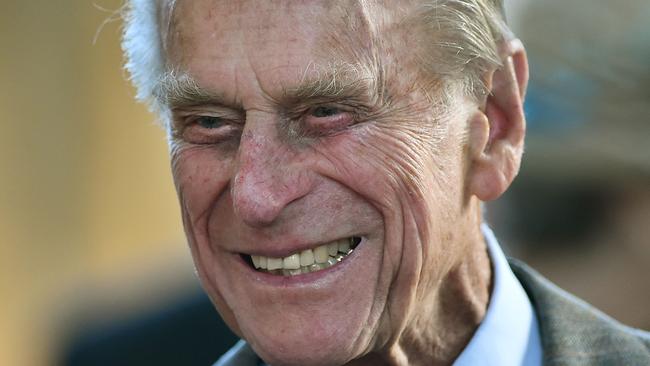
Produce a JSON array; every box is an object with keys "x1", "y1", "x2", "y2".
[{"x1": 164, "y1": 1, "x2": 491, "y2": 366}]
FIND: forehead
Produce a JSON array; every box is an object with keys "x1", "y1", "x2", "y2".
[
  {"x1": 168, "y1": 1, "x2": 330, "y2": 55},
  {"x1": 162, "y1": 0, "x2": 407, "y2": 99}
]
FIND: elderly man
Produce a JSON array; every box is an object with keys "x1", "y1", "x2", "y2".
[{"x1": 121, "y1": 1, "x2": 649, "y2": 365}]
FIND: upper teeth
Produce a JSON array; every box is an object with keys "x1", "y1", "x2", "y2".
[{"x1": 251, "y1": 238, "x2": 356, "y2": 276}]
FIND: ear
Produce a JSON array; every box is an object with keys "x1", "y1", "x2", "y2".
[{"x1": 467, "y1": 39, "x2": 529, "y2": 202}]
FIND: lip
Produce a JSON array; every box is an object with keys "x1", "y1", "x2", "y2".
[{"x1": 235, "y1": 236, "x2": 367, "y2": 287}]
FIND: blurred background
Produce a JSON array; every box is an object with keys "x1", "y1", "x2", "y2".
[{"x1": 0, "y1": 0, "x2": 648, "y2": 365}]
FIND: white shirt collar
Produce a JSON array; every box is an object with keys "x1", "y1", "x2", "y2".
[{"x1": 453, "y1": 224, "x2": 543, "y2": 366}]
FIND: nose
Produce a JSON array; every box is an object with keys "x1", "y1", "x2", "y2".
[{"x1": 230, "y1": 119, "x2": 313, "y2": 227}]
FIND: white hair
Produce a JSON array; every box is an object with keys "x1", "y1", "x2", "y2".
[
  {"x1": 121, "y1": 0, "x2": 165, "y2": 112},
  {"x1": 121, "y1": 0, "x2": 508, "y2": 114}
]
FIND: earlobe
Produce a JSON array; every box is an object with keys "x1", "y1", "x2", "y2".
[{"x1": 467, "y1": 39, "x2": 529, "y2": 202}]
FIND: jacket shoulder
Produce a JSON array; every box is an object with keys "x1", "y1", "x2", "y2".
[{"x1": 509, "y1": 258, "x2": 650, "y2": 365}]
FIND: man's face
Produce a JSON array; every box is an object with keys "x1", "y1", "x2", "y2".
[{"x1": 165, "y1": 1, "x2": 479, "y2": 364}]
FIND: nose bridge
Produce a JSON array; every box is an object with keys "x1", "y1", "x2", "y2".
[{"x1": 231, "y1": 118, "x2": 310, "y2": 227}]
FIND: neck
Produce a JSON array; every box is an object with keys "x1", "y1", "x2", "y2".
[{"x1": 351, "y1": 221, "x2": 493, "y2": 366}]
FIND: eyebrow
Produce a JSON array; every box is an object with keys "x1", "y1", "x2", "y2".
[
  {"x1": 155, "y1": 70, "x2": 228, "y2": 109},
  {"x1": 156, "y1": 62, "x2": 385, "y2": 111},
  {"x1": 281, "y1": 62, "x2": 383, "y2": 106}
]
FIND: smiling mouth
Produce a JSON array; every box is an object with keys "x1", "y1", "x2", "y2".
[{"x1": 244, "y1": 236, "x2": 362, "y2": 276}]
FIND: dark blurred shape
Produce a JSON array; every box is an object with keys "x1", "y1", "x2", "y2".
[
  {"x1": 497, "y1": 175, "x2": 614, "y2": 249},
  {"x1": 60, "y1": 291, "x2": 237, "y2": 366}
]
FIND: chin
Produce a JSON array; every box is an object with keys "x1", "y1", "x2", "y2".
[
  {"x1": 210, "y1": 246, "x2": 380, "y2": 366},
  {"x1": 249, "y1": 333, "x2": 357, "y2": 366},
  {"x1": 229, "y1": 292, "x2": 368, "y2": 366}
]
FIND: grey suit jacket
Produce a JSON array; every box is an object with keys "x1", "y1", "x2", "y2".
[
  {"x1": 509, "y1": 259, "x2": 650, "y2": 365},
  {"x1": 215, "y1": 260, "x2": 650, "y2": 366}
]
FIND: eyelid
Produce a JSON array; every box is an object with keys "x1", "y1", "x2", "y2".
[
  {"x1": 173, "y1": 107, "x2": 242, "y2": 128},
  {"x1": 313, "y1": 101, "x2": 355, "y2": 111},
  {"x1": 188, "y1": 114, "x2": 225, "y2": 125},
  {"x1": 301, "y1": 106, "x2": 358, "y2": 134},
  {"x1": 180, "y1": 110, "x2": 237, "y2": 120},
  {"x1": 284, "y1": 101, "x2": 357, "y2": 120},
  {"x1": 170, "y1": 107, "x2": 244, "y2": 145}
]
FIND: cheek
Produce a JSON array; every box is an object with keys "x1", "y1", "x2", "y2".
[
  {"x1": 171, "y1": 145, "x2": 244, "y2": 331},
  {"x1": 325, "y1": 124, "x2": 445, "y2": 215},
  {"x1": 171, "y1": 145, "x2": 233, "y2": 228},
  {"x1": 320, "y1": 121, "x2": 468, "y2": 315}
]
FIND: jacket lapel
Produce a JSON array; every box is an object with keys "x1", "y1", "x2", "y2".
[{"x1": 509, "y1": 258, "x2": 650, "y2": 365}]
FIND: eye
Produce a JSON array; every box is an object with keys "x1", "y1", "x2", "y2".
[
  {"x1": 195, "y1": 116, "x2": 225, "y2": 129},
  {"x1": 303, "y1": 105, "x2": 354, "y2": 133},
  {"x1": 178, "y1": 114, "x2": 240, "y2": 145},
  {"x1": 311, "y1": 106, "x2": 341, "y2": 118}
]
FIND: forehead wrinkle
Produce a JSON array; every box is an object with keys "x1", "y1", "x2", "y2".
[
  {"x1": 158, "y1": 0, "x2": 182, "y2": 58},
  {"x1": 160, "y1": 1, "x2": 422, "y2": 110},
  {"x1": 315, "y1": 1, "x2": 416, "y2": 107}
]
